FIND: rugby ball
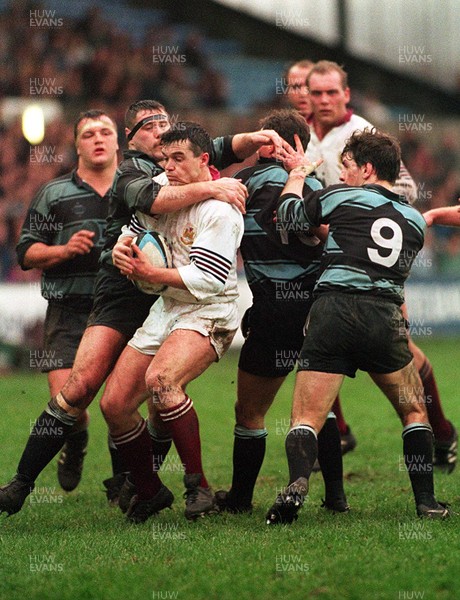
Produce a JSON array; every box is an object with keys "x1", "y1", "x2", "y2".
[{"x1": 132, "y1": 231, "x2": 172, "y2": 295}]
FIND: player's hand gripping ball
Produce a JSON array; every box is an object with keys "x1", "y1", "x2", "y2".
[{"x1": 132, "y1": 231, "x2": 172, "y2": 294}]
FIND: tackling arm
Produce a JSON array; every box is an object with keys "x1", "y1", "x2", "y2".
[
  {"x1": 276, "y1": 163, "x2": 323, "y2": 229},
  {"x1": 152, "y1": 178, "x2": 247, "y2": 214},
  {"x1": 231, "y1": 129, "x2": 292, "y2": 160},
  {"x1": 423, "y1": 205, "x2": 460, "y2": 227},
  {"x1": 113, "y1": 159, "x2": 248, "y2": 220}
]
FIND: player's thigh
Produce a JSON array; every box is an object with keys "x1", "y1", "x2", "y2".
[
  {"x1": 292, "y1": 370, "x2": 344, "y2": 433},
  {"x1": 100, "y1": 345, "x2": 152, "y2": 420},
  {"x1": 401, "y1": 302, "x2": 426, "y2": 370},
  {"x1": 146, "y1": 329, "x2": 217, "y2": 391},
  {"x1": 62, "y1": 325, "x2": 128, "y2": 406},
  {"x1": 407, "y1": 337, "x2": 426, "y2": 370},
  {"x1": 236, "y1": 369, "x2": 286, "y2": 425},
  {"x1": 370, "y1": 359, "x2": 427, "y2": 425}
]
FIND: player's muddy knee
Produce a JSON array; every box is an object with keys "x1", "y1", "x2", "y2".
[
  {"x1": 62, "y1": 374, "x2": 99, "y2": 409},
  {"x1": 146, "y1": 371, "x2": 181, "y2": 411}
]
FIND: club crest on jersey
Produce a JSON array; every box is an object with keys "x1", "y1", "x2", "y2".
[
  {"x1": 72, "y1": 202, "x2": 85, "y2": 217},
  {"x1": 180, "y1": 224, "x2": 195, "y2": 246}
]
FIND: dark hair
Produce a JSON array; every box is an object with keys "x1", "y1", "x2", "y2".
[
  {"x1": 74, "y1": 110, "x2": 116, "y2": 140},
  {"x1": 307, "y1": 60, "x2": 348, "y2": 89},
  {"x1": 259, "y1": 108, "x2": 310, "y2": 150},
  {"x1": 341, "y1": 128, "x2": 401, "y2": 184},
  {"x1": 161, "y1": 122, "x2": 212, "y2": 157},
  {"x1": 125, "y1": 99, "x2": 167, "y2": 129}
]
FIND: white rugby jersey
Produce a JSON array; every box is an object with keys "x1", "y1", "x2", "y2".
[
  {"x1": 307, "y1": 112, "x2": 417, "y2": 203},
  {"x1": 120, "y1": 174, "x2": 244, "y2": 304}
]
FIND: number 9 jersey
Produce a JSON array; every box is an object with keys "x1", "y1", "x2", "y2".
[{"x1": 276, "y1": 183, "x2": 426, "y2": 305}]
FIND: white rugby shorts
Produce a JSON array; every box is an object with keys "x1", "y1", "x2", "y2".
[{"x1": 128, "y1": 296, "x2": 239, "y2": 359}]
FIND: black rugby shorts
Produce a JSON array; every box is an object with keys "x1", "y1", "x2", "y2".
[
  {"x1": 238, "y1": 295, "x2": 314, "y2": 378},
  {"x1": 86, "y1": 264, "x2": 158, "y2": 338},
  {"x1": 42, "y1": 303, "x2": 89, "y2": 372},
  {"x1": 298, "y1": 292, "x2": 412, "y2": 377}
]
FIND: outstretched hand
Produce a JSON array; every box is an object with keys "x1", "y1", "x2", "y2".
[
  {"x1": 253, "y1": 129, "x2": 298, "y2": 164},
  {"x1": 282, "y1": 134, "x2": 323, "y2": 175}
]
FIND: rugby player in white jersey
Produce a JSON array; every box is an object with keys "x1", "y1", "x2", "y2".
[{"x1": 100, "y1": 122, "x2": 244, "y2": 523}]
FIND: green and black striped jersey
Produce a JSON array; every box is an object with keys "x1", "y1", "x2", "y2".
[
  {"x1": 16, "y1": 170, "x2": 109, "y2": 309},
  {"x1": 235, "y1": 159, "x2": 323, "y2": 300},
  {"x1": 277, "y1": 183, "x2": 426, "y2": 304}
]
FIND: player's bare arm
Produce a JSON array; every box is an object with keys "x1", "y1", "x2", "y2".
[
  {"x1": 423, "y1": 204, "x2": 460, "y2": 227},
  {"x1": 152, "y1": 177, "x2": 248, "y2": 215},
  {"x1": 23, "y1": 230, "x2": 95, "y2": 269},
  {"x1": 231, "y1": 129, "x2": 293, "y2": 161}
]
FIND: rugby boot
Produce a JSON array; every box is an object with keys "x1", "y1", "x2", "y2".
[
  {"x1": 416, "y1": 493, "x2": 450, "y2": 519},
  {"x1": 126, "y1": 485, "x2": 174, "y2": 524},
  {"x1": 341, "y1": 426, "x2": 357, "y2": 455},
  {"x1": 0, "y1": 474, "x2": 34, "y2": 515},
  {"x1": 118, "y1": 475, "x2": 137, "y2": 514},
  {"x1": 183, "y1": 473, "x2": 217, "y2": 520},
  {"x1": 321, "y1": 491, "x2": 350, "y2": 513},
  {"x1": 57, "y1": 429, "x2": 88, "y2": 492},
  {"x1": 266, "y1": 477, "x2": 308, "y2": 525},
  {"x1": 102, "y1": 472, "x2": 129, "y2": 506},
  {"x1": 214, "y1": 489, "x2": 252, "y2": 514}
]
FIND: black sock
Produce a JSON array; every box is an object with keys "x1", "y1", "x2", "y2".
[
  {"x1": 229, "y1": 425, "x2": 267, "y2": 506},
  {"x1": 17, "y1": 398, "x2": 77, "y2": 483},
  {"x1": 66, "y1": 428, "x2": 88, "y2": 451},
  {"x1": 107, "y1": 434, "x2": 125, "y2": 476},
  {"x1": 152, "y1": 439, "x2": 173, "y2": 472},
  {"x1": 146, "y1": 421, "x2": 173, "y2": 472},
  {"x1": 318, "y1": 415, "x2": 345, "y2": 501},
  {"x1": 285, "y1": 425, "x2": 317, "y2": 484},
  {"x1": 402, "y1": 423, "x2": 435, "y2": 506}
]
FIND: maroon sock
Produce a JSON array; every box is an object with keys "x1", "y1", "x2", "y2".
[
  {"x1": 331, "y1": 396, "x2": 348, "y2": 435},
  {"x1": 112, "y1": 420, "x2": 161, "y2": 501},
  {"x1": 419, "y1": 358, "x2": 453, "y2": 441},
  {"x1": 159, "y1": 395, "x2": 209, "y2": 488}
]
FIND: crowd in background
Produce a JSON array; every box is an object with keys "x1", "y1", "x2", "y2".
[{"x1": 0, "y1": 1, "x2": 458, "y2": 282}]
